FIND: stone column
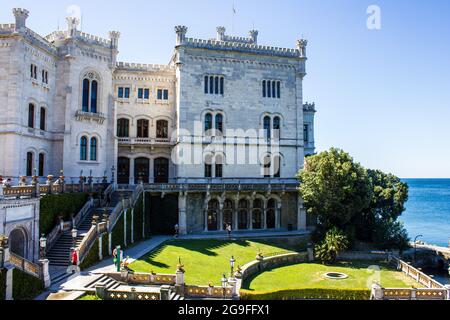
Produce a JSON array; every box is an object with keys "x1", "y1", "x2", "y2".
[
  {"x1": 275, "y1": 202, "x2": 281, "y2": 229},
  {"x1": 263, "y1": 200, "x2": 267, "y2": 230},
  {"x1": 178, "y1": 193, "x2": 187, "y2": 235},
  {"x1": 123, "y1": 210, "x2": 127, "y2": 246},
  {"x1": 444, "y1": 285, "x2": 450, "y2": 300},
  {"x1": 98, "y1": 236, "x2": 103, "y2": 261},
  {"x1": 39, "y1": 259, "x2": 51, "y2": 288},
  {"x1": 297, "y1": 195, "x2": 307, "y2": 231},
  {"x1": 219, "y1": 201, "x2": 224, "y2": 231},
  {"x1": 176, "y1": 269, "x2": 185, "y2": 286},
  {"x1": 129, "y1": 159, "x2": 135, "y2": 186},
  {"x1": 108, "y1": 232, "x2": 112, "y2": 256},
  {"x1": 5, "y1": 264, "x2": 14, "y2": 300},
  {"x1": 131, "y1": 208, "x2": 134, "y2": 243},
  {"x1": 233, "y1": 196, "x2": 239, "y2": 231},
  {"x1": 160, "y1": 285, "x2": 171, "y2": 300},
  {"x1": 249, "y1": 202, "x2": 253, "y2": 230}
]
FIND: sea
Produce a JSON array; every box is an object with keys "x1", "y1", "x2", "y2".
[{"x1": 400, "y1": 179, "x2": 450, "y2": 248}]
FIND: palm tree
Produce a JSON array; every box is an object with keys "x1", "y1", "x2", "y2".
[{"x1": 315, "y1": 227, "x2": 349, "y2": 264}]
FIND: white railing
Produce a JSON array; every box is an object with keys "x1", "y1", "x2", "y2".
[
  {"x1": 73, "y1": 197, "x2": 94, "y2": 228},
  {"x1": 77, "y1": 225, "x2": 98, "y2": 262}
]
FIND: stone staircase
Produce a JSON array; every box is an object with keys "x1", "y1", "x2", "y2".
[
  {"x1": 46, "y1": 210, "x2": 94, "y2": 267},
  {"x1": 170, "y1": 291, "x2": 184, "y2": 300},
  {"x1": 84, "y1": 274, "x2": 122, "y2": 291}
]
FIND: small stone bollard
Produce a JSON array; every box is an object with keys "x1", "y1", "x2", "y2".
[
  {"x1": 95, "y1": 284, "x2": 107, "y2": 300},
  {"x1": 160, "y1": 285, "x2": 171, "y2": 300},
  {"x1": 370, "y1": 283, "x2": 383, "y2": 300}
]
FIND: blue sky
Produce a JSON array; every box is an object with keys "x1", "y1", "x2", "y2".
[{"x1": 2, "y1": 0, "x2": 450, "y2": 178}]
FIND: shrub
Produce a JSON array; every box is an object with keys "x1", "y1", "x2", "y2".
[
  {"x1": 111, "y1": 212, "x2": 125, "y2": 249},
  {"x1": 0, "y1": 268, "x2": 6, "y2": 300},
  {"x1": 12, "y1": 269, "x2": 44, "y2": 300},
  {"x1": 133, "y1": 194, "x2": 144, "y2": 242},
  {"x1": 315, "y1": 227, "x2": 349, "y2": 264},
  {"x1": 127, "y1": 209, "x2": 132, "y2": 244},
  {"x1": 102, "y1": 233, "x2": 109, "y2": 258},
  {"x1": 40, "y1": 193, "x2": 90, "y2": 235},
  {"x1": 240, "y1": 288, "x2": 370, "y2": 300},
  {"x1": 79, "y1": 239, "x2": 100, "y2": 270}
]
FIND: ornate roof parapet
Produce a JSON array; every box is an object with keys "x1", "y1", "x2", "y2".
[
  {"x1": 216, "y1": 26, "x2": 226, "y2": 41},
  {"x1": 109, "y1": 31, "x2": 120, "y2": 49},
  {"x1": 66, "y1": 16, "x2": 80, "y2": 38},
  {"x1": 116, "y1": 61, "x2": 175, "y2": 73},
  {"x1": 303, "y1": 102, "x2": 316, "y2": 113},
  {"x1": 249, "y1": 30, "x2": 258, "y2": 44},
  {"x1": 296, "y1": 39, "x2": 308, "y2": 58},
  {"x1": 0, "y1": 24, "x2": 15, "y2": 34},
  {"x1": 175, "y1": 25, "x2": 188, "y2": 45}
]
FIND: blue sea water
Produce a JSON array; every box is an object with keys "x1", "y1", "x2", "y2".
[{"x1": 400, "y1": 179, "x2": 450, "y2": 247}]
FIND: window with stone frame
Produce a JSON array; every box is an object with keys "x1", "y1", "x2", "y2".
[
  {"x1": 156, "y1": 120, "x2": 169, "y2": 139},
  {"x1": 40, "y1": 107, "x2": 46, "y2": 131},
  {"x1": 30, "y1": 64, "x2": 37, "y2": 80},
  {"x1": 138, "y1": 88, "x2": 150, "y2": 100},
  {"x1": 137, "y1": 119, "x2": 149, "y2": 138},
  {"x1": 157, "y1": 89, "x2": 169, "y2": 100},
  {"x1": 80, "y1": 136, "x2": 88, "y2": 161},
  {"x1": 82, "y1": 72, "x2": 100, "y2": 113},
  {"x1": 26, "y1": 152, "x2": 33, "y2": 177},
  {"x1": 118, "y1": 86, "x2": 130, "y2": 99},
  {"x1": 204, "y1": 75, "x2": 224, "y2": 95},
  {"x1": 38, "y1": 153, "x2": 45, "y2": 177},
  {"x1": 303, "y1": 124, "x2": 309, "y2": 142},
  {"x1": 262, "y1": 80, "x2": 281, "y2": 99},
  {"x1": 117, "y1": 118, "x2": 129, "y2": 137},
  {"x1": 41, "y1": 69, "x2": 48, "y2": 84},
  {"x1": 28, "y1": 103, "x2": 35, "y2": 128}
]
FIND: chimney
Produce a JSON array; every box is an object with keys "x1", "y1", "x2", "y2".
[
  {"x1": 249, "y1": 30, "x2": 258, "y2": 44},
  {"x1": 12, "y1": 8, "x2": 29, "y2": 32},
  {"x1": 216, "y1": 26, "x2": 226, "y2": 41},
  {"x1": 175, "y1": 25, "x2": 188, "y2": 46}
]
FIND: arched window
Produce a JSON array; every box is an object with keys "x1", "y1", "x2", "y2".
[
  {"x1": 204, "y1": 153, "x2": 213, "y2": 178},
  {"x1": 238, "y1": 199, "x2": 249, "y2": 230},
  {"x1": 263, "y1": 116, "x2": 271, "y2": 140},
  {"x1": 204, "y1": 75, "x2": 209, "y2": 93},
  {"x1": 90, "y1": 137, "x2": 97, "y2": 161},
  {"x1": 215, "y1": 114, "x2": 223, "y2": 136},
  {"x1": 82, "y1": 79, "x2": 90, "y2": 112},
  {"x1": 272, "y1": 81, "x2": 276, "y2": 99},
  {"x1": 262, "y1": 80, "x2": 266, "y2": 97},
  {"x1": 204, "y1": 113, "x2": 213, "y2": 135},
  {"x1": 26, "y1": 152, "x2": 33, "y2": 176},
  {"x1": 80, "y1": 136, "x2": 88, "y2": 161},
  {"x1": 267, "y1": 80, "x2": 271, "y2": 98},
  {"x1": 91, "y1": 80, "x2": 98, "y2": 113},
  {"x1": 223, "y1": 199, "x2": 233, "y2": 228},
  {"x1": 156, "y1": 120, "x2": 168, "y2": 139},
  {"x1": 252, "y1": 199, "x2": 263, "y2": 229},
  {"x1": 273, "y1": 116, "x2": 280, "y2": 139},
  {"x1": 273, "y1": 155, "x2": 281, "y2": 178},
  {"x1": 40, "y1": 107, "x2": 46, "y2": 131},
  {"x1": 263, "y1": 154, "x2": 271, "y2": 178},
  {"x1": 117, "y1": 118, "x2": 129, "y2": 137},
  {"x1": 207, "y1": 199, "x2": 219, "y2": 231},
  {"x1": 267, "y1": 199, "x2": 276, "y2": 229},
  {"x1": 215, "y1": 154, "x2": 223, "y2": 178},
  {"x1": 38, "y1": 153, "x2": 45, "y2": 176},
  {"x1": 220, "y1": 77, "x2": 224, "y2": 95},
  {"x1": 137, "y1": 119, "x2": 149, "y2": 138},
  {"x1": 28, "y1": 103, "x2": 35, "y2": 128},
  {"x1": 82, "y1": 72, "x2": 99, "y2": 113}
]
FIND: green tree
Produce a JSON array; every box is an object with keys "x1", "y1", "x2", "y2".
[
  {"x1": 315, "y1": 227, "x2": 349, "y2": 264},
  {"x1": 298, "y1": 148, "x2": 372, "y2": 233}
]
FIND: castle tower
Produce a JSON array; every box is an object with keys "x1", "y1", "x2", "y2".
[
  {"x1": 12, "y1": 8, "x2": 29, "y2": 32},
  {"x1": 175, "y1": 25, "x2": 188, "y2": 45},
  {"x1": 296, "y1": 39, "x2": 308, "y2": 58},
  {"x1": 216, "y1": 26, "x2": 226, "y2": 41},
  {"x1": 109, "y1": 31, "x2": 121, "y2": 66},
  {"x1": 66, "y1": 16, "x2": 80, "y2": 38},
  {"x1": 249, "y1": 30, "x2": 258, "y2": 44}
]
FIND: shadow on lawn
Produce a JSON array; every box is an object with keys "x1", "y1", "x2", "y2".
[{"x1": 168, "y1": 239, "x2": 252, "y2": 256}]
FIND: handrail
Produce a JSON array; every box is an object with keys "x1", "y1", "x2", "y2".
[
  {"x1": 77, "y1": 225, "x2": 98, "y2": 262},
  {"x1": 9, "y1": 252, "x2": 42, "y2": 280},
  {"x1": 390, "y1": 256, "x2": 444, "y2": 289},
  {"x1": 74, "y1": 197, "x2": 94, "y2": 228}
]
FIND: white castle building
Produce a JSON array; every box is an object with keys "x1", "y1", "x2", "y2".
[{"x1": 0, "y1": 9, "x2": 316, "y2": 235}]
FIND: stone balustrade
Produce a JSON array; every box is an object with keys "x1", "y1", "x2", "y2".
[{"x1": 370, "y1": 283, "x2": 450, "y2": 300}]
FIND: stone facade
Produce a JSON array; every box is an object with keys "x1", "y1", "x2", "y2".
[{"x1": 0, "y1": 9, "x2": 316, "y2": 235}]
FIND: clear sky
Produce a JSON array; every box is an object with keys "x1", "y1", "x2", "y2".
[{"x1": 2, "y1": 0, "x2": 450, "y2": 178}]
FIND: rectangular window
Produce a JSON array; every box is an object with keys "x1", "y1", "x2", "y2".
[
  {"x1": 39, "y1": 153, "x2": 45, "y2": 177},
  {"x1": 277, "y1": 81, "x2": 281, "y2": 98},
  {"x1": 304, "y1": 124, "x2": 309, "y2": 142},
  {"x1": 209, "y1": 76, "x2": 214, "y2": 94},
  {"x1": 262, "y1": 80, "x2": 266, "y2": 97},
  {"x1": 124, "y1": 87, "x2": 130, "y2": 98},
  {"x1": 157, "y1": 89, "x2": 162, "y2": 100},
  {"x1": 163, "y1": 89, "x2": 169, "y2": 100},
  {"x1": 272, "y1": 81, "x2": 276, "y2": 99},
  {"x1": 214, "y1": 77, "x2": 219, "y2": 94},
  {"x1": 220, "y1": 77, "x2": 224, "y2": 95},
  {"x1": 144, "y1": 88, "x2": 150, "y2": 100},
  {"x1": 204, "y1": 76, "x2": 209, "y2": 94},
  {"x1": 267, "y1": 81, "x2": 271, "y2": 98},
  {"x1": 138, "y1": 88, "x2": 143, "y2": 99},
  {"x1": 40, "y1": 108, "x2": 46, "y2": 131},
  {"x1": 118, "y1": 87, "x2": 124, "y2": 98},
  {"x1": 30, "y1": 64, "x2": 37, "y2": 79}
]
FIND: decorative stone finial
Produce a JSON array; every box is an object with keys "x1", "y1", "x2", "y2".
[
  {"x1": 12, "y1": 8, "x2": 29, "y2": 32},
  {"x1": 249, "y1": 30, "x2": 258, "y2": 44},
  {"x1": 66, "y1": 16, "x2": 80, "y2": 37},
  {"x1": 296, "y1": 39, "x2": 308, "y2": 58},
  {"x1": 175, "y1": 25, "x2": 188, "y2": 45},
  {"x1": 216, "y1": 26, "x2": 226, "y2": 41}
]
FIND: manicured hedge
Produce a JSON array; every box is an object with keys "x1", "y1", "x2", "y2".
[
  {"x1": 126, "y1": 209, "x2": 132, "y2": 244},
  {"x1": 240, "y1": 288, "x2": 371, "y2": 300},
  {"x1": 111, "y1": 212, "x2": 125, "y2": 248},
  {"x1": 12, "y1": 268, "x2": 44, "y2": 300},
  {"x1": 0, "y1": 268, "x2": 6, "y2": 300},
  {"x1": 133, "y1": 194, "x2": 145, "y2": 242},
  {"x1": 102, "y1": 233, "x2": 109, "y2": 258},
  {"x1": 40, "y1": 193, "x2": 90, "y2": 235},
  {"x1": 79, "y1": 239, "x2": 100, "y2": 270}
]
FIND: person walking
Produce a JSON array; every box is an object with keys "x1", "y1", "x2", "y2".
[{"x1": 226, "y1": 223, "x2": 232, "y2": 239}]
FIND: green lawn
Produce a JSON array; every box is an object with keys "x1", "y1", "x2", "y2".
[
  {"x1": 77, "y1": 294, "x2": 101, "y2": 300},
  {"x1": 243, "y1": 261, "x2": 420, "y2": 292},
  {"x1": 129, "y1": 239, "x2": 302, "y2": 286}
]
